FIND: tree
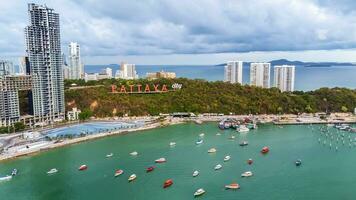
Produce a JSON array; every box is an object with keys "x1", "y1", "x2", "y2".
[
  {"x1": 341, "y1": 106, "x2": 348, "y2": 112},
  {"x1": 78, "y1": 109, "x2": 93, "y2": 121},
  {"x1": 14, "y1": 122, "x2": 25, "y2": 132}
]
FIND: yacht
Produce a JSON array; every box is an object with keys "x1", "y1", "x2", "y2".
[
  {"x1": 208, "y1": 148, "x2": 217, "y2": 153},
  {"x1": 194, "y1": 188, "x2": 205, "y2": 197},
  {"x1": 193, "y1": 170, "x2": 199, "y2": 177},
  {"x1": 195, "y1": 139, "x2": 203, "y2": 145},
  {"x1": 114, "y1": 169, "x2": 124, "y2": 177},
  {"x1": 237, "y1": 125, "x2": 249, "y2": 133},
  {"x1": 128, "y1": 174, "x2": 137, "y2": 182},
  {"x1": 155, "y1": 158, "x2": 166, "y2": 163},
  {"x1": 214, "y1": 164, "x2": 222, "y2": 170},
  {"x1": 223, "y1": 155, "x2": 231, "y2": 162},
  {"x1": 130, "y1": 151, "x2": 138, "y2": 156},
  {"x1": 106, "y1": 153, "x2": 113, "y2": 158},
  {"x1": 169, "y1": 142, "x2": 176, "y2": 146},
  {"x1": 47, "y1": 168, "x2": 58, "y2": 174},
  {"x1": 225, "y1": 183, "x2": 240, "y2": 190},
  {"x1": 241, "y1": 171, "x2": 253, "y2": 177}
]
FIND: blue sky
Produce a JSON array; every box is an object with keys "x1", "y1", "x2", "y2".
[{"x1": 1, "y1": 0, "x2": 356, "y2": 64}]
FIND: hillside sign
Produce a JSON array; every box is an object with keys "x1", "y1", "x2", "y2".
[{"x1": 110, "y1": 83, "x2": 182, "y2": 94}]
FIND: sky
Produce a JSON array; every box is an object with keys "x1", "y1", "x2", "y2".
[{"x1": 1, "y1": 0, "x2": 356, "y2": 65}]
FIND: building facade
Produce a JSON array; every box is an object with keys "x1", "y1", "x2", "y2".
[
  {"x1": 146, "y1": 70, "x2": 176, "y2": 80},
  {"x1": 116, "y1": 62, "x2": 138, "y2": 79},
  {"x1": 0, "y1": 60, "x2": 15, "y2": 76},
  {"x1": 224, "y1": 61, "x2": 243, "y2": 84},
  {"x1": 25, "y1": 3, "x2": 65, "y2": 124},
  {"x1": 274, "y1": 65, "x2": 295, "y2": 92},
  {"x1": 250, "y1": 62, "x2": 271, "y2": 88},
  {"x1": 68, "y1": 42, "x2": 83, "y2": 79}
]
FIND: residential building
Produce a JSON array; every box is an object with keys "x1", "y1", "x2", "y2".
[
  {"x1": 250, "y1": 62, "x2": 271, "y2": 88},
  {"x1": 274, "y1": 65, "x2": 295, "y2": 92},
  {"x1": 63, "y1": 65, "x2": 70, "y2": 79},
  {"x1": 146, "y1": 70, "x2": 176, "y2": 80},
  {"x1": 84, "y1": 73, "x2": 98, "y2": 82},
  {"x1": 0, "y1": 60, "x2": 15, "y2": 76},
  {"x1": 18, "y1": 57, "x2": 30, "y2": 75},
  {"x1": 224, "y1": 61, "x2": 243, "y2": 84},
  {"x1": 103, "y1": 67, "x2": 113, "y2": 78},
  {"x1": 67, "y1": 107, "x2": 81, "y2": 121},
  {"x1": 116, "y1": 62, "x2": 138, "y2": 79},
  {"x1": 25, "y1": 3, "x2": 65, "y2": 124},
  {"x1": 68, "y1": 42, "x2": 83, "y2": 79}
]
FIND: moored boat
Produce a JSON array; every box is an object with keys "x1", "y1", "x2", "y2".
[
  {"x1": 193, "y1": 170, "x2": 199, "y2": 177},
  {"x1": 163, "y1": 179, "x2": 173, "y2": 188},
  {"x1": 241, "y1": 171, "x2": 253, "y2": 177},
  {"x1": 261, "y1": 146, "x2": 269, "y2": 154},
  {"x1": 225, "y1": 183, "x2": 240, "y2": 190},
  {"x1": 106, "y1": 153, "x2": 113, "y2": 158},
  {"x1": 47, "y1": 168, "x2": 58, "y2": 174},
  {"x1": 199, "y1": 133, "x2": 205, "y2": 137},
  {"x1": 247, "y1": 158, "x2": 253, "y2": 165},
  {"x1": 295, "y1": 159, "x2": 302, "y2": 166},
  {"x1": 194, "y1": 188, "x2": 205, "y2": 197},
  {"x1": 195, "y1": 139, "x2": 203, "y2": 145},
  {"x1": 208, "y1": 148, "x2": 217, "y2": 153},
  {"x1": 130, "y1": 151, "x2": 138, "y2": 156},
  {"x1": 214, "y1": 164, "x2": 222, "y2": 170},
  {"x1": 78, "y1": 165, "x2": 88, "y2": 171},
  {"x1": 237, "y1": 125, "x2": 249, "y2": 133},
  {"x1": 155, "y1": 158, "x2": 166, "y2": 163},
  {"x1": 239, "y1": 141, "x2": 248, "y2": 146},
  {"x1": 128, "y1": 174, "x2": 137, "y2": 182},
  {"x1": 169, "y1": 142, "x2": 176, "y2": 146},
  {"x1": 146, "y1": 166, "x2": 155, "y2": 172},
  {"x1": 223, "y1": 155, "x2": 231, "y2": 162},
  {"x1": 114, "y1": 169, "x2": 124, "y2": 177}
]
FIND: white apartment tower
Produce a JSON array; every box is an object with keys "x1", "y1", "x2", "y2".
[
  {"x1": 250, "y1": 62, "x2": 271, "y2": 88},
  {"x1": 68, "y1": 42, "x2": 83, "y2": 79},
  {"x1": 224, "y1": 61, "x2": 243, "y2": 84},
  {"x1": 117, "y1": 62, "x2": 138, "y2": 79},
  {"x1": 274, "y1": 65, "x2": 295, "y2": 92},
  {"x1": 25, "y1": 3, "x2": 65, "y2": 123}
]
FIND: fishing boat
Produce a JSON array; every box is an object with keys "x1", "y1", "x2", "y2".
[
  {"x1": 193, "y1": 170, "x2": 199, "y2": 177},
  {"x1": 78, "y1": 165, "x2": 88, "y2": 171},
  {"x1": 199, "y1": 133, "x2": 205, "y2": 137},
  {"x1": 195, "y1": 139, "x2": 203, "y2": 145},
  {"x1": 239, "y1": 141, "x2": 248, "y2": 146},
  {"x1": 47, "y1": 168, "x2": 58, "y2": 174},
  {"x1": 11, "y1": 169, "x2": 18, "y2": 176},
  {"x1": 163, "y1": 179, "x2": 173, "y2": 188},
  {"x1": 214, "y1": 164, "x2": 222, "y2": 170},
  {"x1": 169, "y1": 142, "x2": 176, "y2": 146},
  {"x1": 247, "y1": 159, "x2": 253, "y2": 165},
  {"x1": 295, "y1": 159, "x2": 302, "y2": 166},
  {"x1": 241, "y1": 171, "x2": 253, "y2": 177},
  {"x1": 130, "y1": 151, "x2": 138, "y2": 156},
  {"x1": 208, "y1": 148, "x2": 217, "y2": 153},
  {"x1": 106, "y1": 153, "x2": 113, "y2": 158},
  {"x1": 146, "y1": 166, "x2": 155, "y2": 172},
  {"x1": 224, "y1": 155, "x2": 231, "y2": 162},
  {"x1": 194, "y1": 188, "x2": 205, "y2": 197},
  {"x1": 128, "y1": 174, "x2": 137, "y2": 182},
  {"x1": 261, "y1": 146, "x2": 269, "y2": 154},
  {"x1": 155, "y1": 158, "x2": 166, "y2": 163},
  {"x1": 225, "y1": 183, "x2": 240, "y2": 190},
  {"x1": 0, "y1": 175, "x2": 12, "y2": 182},
  {"x1": 237, "y1": 125, "x2": 249, "y2": 133}
]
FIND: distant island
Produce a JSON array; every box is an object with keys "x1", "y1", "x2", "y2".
[{"x1": 216, "y1": 59, "x2": 356, "y2": 67}]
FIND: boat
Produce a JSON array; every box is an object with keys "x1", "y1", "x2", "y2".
[
  {"x1": 247, "y1": 159, "x2": 253, "y2": 165},
  {"x1": 216, "y1": 132, "x2": 221, "y2": 136},
  {"x1": 146, "y1": 166, "x2": 155, "y2": 172},
  {"x1": 208, "y1": 148, "x2": 217, "y2": 153},
  {"x1": 229, "y1": 135, "x2": 235, "y2": 140},
  {"x1": 163, "y1": 179, "x2": 173, "y2": 188},
  {"x1": 193, "y1": 170, "x2": 199, "y2": 177},
  {"x1": 239, "y1": 141, "x2": 248, "y2": 146},
  {"x1": 194, "y1": 188, "x2": 205, "y2": 197},
  {"x1": 11, "y1": 169, "x2": 18, "y2": 176},
  {"x1": 106, "y1": 153, "x2": 113, "y2": 158},
  {"x1": 128, "y1": 174, "x2": 137, "y2": 182},
  {"x1": 155, "y1": 158, "x2": 166, "y2": 163},
  {"x1": 199, "y1": 133, "x2": 205, "y2": 137},
  {"x1": 261, "y1": 146, "x2": 269, "y2": 154},
  {"x1": 241, "y1": 171, "x2": 253, "y2": 177},
  {"x1": 237, "y1": 125, "x2": 249, "y2": 133},
  {"x1": 295, "y1": 159, "x2": 302, "y2": 166},
  {"x1": 195, "y1": 139, "x2": 203, "y2": 145},
  {"x1": 130, "y1": 151, "x2": 138, "y2": 156},
  {"x1": 246, "y1": 123, "x2": 257, "y2": 129},
  {"x1": 47, "y1": 168, "x2": 58, "y2": 174},
  {"x1": 223, "y1": 155, "x2": 231, "y2": 162},
  {"x1": 225, "y1": 183, "x2": 240, "y2": 190},
  {"x1": 78, "y1": 165, "x2": 88, "y2": 171},
  {"x1": 0, "y1": 175, "x2": 12, "y2": 182},
  {"x1": 114, "y1": 169, "x2": 124, "y2": 177},
  {"x1": 214, "y1": 164, "x2": 222, "y2": 170},
  {"x1": 169, "y1": 142, "x2": 176, "y2": 146}
]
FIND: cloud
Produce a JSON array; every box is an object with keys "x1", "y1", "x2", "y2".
[{"x1": 1, "y1": 0, "x2": 356, "y2": 60}]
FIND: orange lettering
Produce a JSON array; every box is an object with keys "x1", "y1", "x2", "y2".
[
  {"x1": 144, "y1": 84, "x2": 151, "y2": 92},
  {"x1": 154, "y1": 84, "x2": 159, "y2": 92},
  {"x1": 111, "y1": 85, "x2": 117, "y2": 93},
  {"x1": 120, "y1": 85, "x2": 127, "y2": 93},
  {"x1": 162, "y1": 84, "x2": 168, "y2": 92},
  {"x1": 137, "y1": 85, "x2": 142, "y2": 92},
  {"x1": 129, "y1": 85, "x2": 134, "y2": 93}
]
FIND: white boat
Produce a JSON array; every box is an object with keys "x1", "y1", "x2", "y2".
[
  {"x1": 169, "y1": 142, "x2": 176, "y2": 146},
  {"x1": 47, "y1": 168, "x2": 58, "y2": 174},
  {"x1": 130, "y1": 151, "x2": 138, "y2": 156},
  {"x1": 195, "y1": 139, "x2": 203, "y2": 145},
  {"x1": 214, "y1": 164, "x2": 222, "y2": 170},
  {"x1": 216, "y1": 133, "x2": 221, "y2": 136},
  {"x1": 229, "y1": 135, "x2": 235, "y2": 140},
  {"x1": 155, "y1": 157, "x2": 166, "y2": 163},
  {"x1": 128, "y1": 174, "x2": 137, "y2": 182},
  {"x1": 237, "y1": 125, "x2": 249, "y2": 133},
  {"x1": 194, "y1": 188, "x2": 205, "y2": 197},
  {"x1": 208, "y1": 148, "x2": 217, "y2": 153},
  {"x1": 0, "y1": 175, "x2": 12, "y2": 182},
  {"x1": 193, "y1": 170, "x2": 199, "y2": 177},
  {"x1": 224, "y1": 155, "x2": 231, "y2": 162},
  {"x1": 225, "y1": 183, "x2": 240, "y2": 190},
  {"x1": 241, "y1": 171, "x2": 253, "y2": 177},
  {"x1": 106, "y1": 153, "x2": 113, "y2": 158},
  {"x1": 199, "y1": 133, "x2": 205, "y2": 137}
]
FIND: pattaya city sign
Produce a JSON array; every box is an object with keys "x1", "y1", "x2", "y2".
[{"x1": 111, "y1": 83, "x2": 182, "y2": 94}]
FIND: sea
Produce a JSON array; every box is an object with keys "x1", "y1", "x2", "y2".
[
  {"x1": 1, "y1": 123, "x2": 356, "y2": 200},
  {"x1": 85, "y1": 65, "x2": 356, "y2": 91}
]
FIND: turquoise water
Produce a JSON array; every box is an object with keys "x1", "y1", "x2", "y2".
[{"x1": 0, "y1": 123, "x2": 356, "y2": 200}]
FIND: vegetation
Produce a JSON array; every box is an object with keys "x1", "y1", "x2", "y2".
[
  {"x1": 64, "y1": 78, "x2": 356, "y2": 117},
  {"x1": 78, "y1": 109, "x2": 93, "y2": 121},
  {"x1": 0, "y1": 122, "x2": 26, "y2": 134}
]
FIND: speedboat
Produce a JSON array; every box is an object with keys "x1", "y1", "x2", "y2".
[
  {"x1": 295, "y1": 159, "x2": 302, "y2": 166},
  {"x1": 214, "y1": 164, "x2": 222, "y2": 170},
  {"x1": 106, "y1": 153, "x2": 113, "y2": 158},
  {"x1": 47, "y1": 168, "x2": 58, "y2": 174},
  {"x1": 0, "y1": 175, "x2": 12, "y2": 182},
  {"x1": 169, "y1": 142, "x2": 176, "y2": 146},
  {"x1": 11, "y1": 169, "x2": 18, "y2": 176},
  {"x1": 196, "y1": 139, "x2": 203, "y2": 145},
  {"x1": 155, "y1": 158, "x2": 166, "y2": 163},
  {"x1": 130, "y1": 151, "x2": 138, "y2": 156},
  {"x1": 225, "y1": 183, "x2": 240, "y2": 190},
  {"x1": 146, "y1": 166, "x2": 155, "y2": 172},
  {"x1": 208, "y1": 148, "x2": 217, "y2": 153},
  {"x1": 199, "y1": 133, "x2": 205, "y2": 137},
  {"x1": 237, "y1": 125, "x2": 249, "y2": 133},
  {"x1": 239, "y1": 141, "x2": 248, "y2": 146},
  {"x1": 193, "y1": 170, "x2": 199, "y2": 177},
  {"x1": 128, "y1": 174, "x2": 137, "y2": 182},
  {"x1": 194, "y1": 188, "x2": 205, "y2": 197},
  {"x1": 114, "y1": 169, "x2": 124, "y2": 177},
  {"x1": 247, "y1": 159, "x2": 253, "y2": 165},
  {"x1": 163, "y1": 179, "x2": 173, "y2": 188},
  {"x1": 261, "y1": 146, "x2": 269, "y2": 154},
  {"x1": 241, "y1": 171, "x2": 253, "y2": 177},
  {"x1": 78, "y1": 165, "x2": 88, "y2": 171},
  {"x1": 224, "y1": 155, "x2": 231, "y2": 162}
]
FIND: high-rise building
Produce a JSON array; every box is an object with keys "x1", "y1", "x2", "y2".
[
  {"x1": 274, "y1": 65, "x2": 295, "y2": 92},
  {"x1": 146, "y1": 70, "x2": 176, "y2": 80},
  {"x1": 117, "y1": 62, "x2": 138, "y2": 79},
  {"x1": 0, "y1": 60, "x2": 15, "y2": 76},
  {"x1": 224, "y1": 61, "x2": 243, "y2": 84},
  {"x1": 104, "y1": 67, "x2": 113, "y2": 78},
  {"x1": 250, "y1": 62, "x2": 271, "y2": 88},
  {"x1": 68, "y1": 42, "x2": 83, "y2": 79},
  {"x1": 18, "y1": 57, "x2": 30, "y2": 75},
  {"x1": 25, "y1": 3, "x2": 65, "y2": 123}
]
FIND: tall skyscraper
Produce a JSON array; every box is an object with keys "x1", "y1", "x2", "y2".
[
  {"x1": 117, "y1": 62, "x2": 138, "y2": 79},
  {"x1": 224, "y1": 61, "x2": 243, "y2": 84},
  {"x1": 18, "y1": 57, "x2": 30, "y2": 75},
  {"x1": 104, "y1": 67, "x2": 113, "y2": 78},
  {"x1": 250, "y1": 62, "x2": 271, "y2": 88},
  {"x1": 25, "y1": 3, "x2": 65, "y2": 123},
  {"x1": 68, "y1": 42, "x2": 83, "y2": 79},
  {"x1": 0, "y1": 60, "x2": 15, "y2": 76},
  {"x1": 274, "y1": 65, "x2": 295, "y2": 92}
]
